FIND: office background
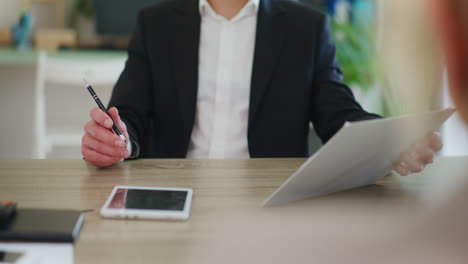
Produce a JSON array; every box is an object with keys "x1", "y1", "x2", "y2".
[{"x1": 0, "y1": 0, "x2": 467, "y2": 159}]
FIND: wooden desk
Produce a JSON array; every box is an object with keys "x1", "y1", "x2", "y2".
[{"x1": 0, "y1": 157, "x2": 467, "y2": 263}]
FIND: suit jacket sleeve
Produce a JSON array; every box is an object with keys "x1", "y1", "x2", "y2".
[
  {"x1": 310, "y1": 15, "x2": 381, "y2": 143},
  {"x1": 108, "y1": 11, "x2": 153, "y2": 158}
]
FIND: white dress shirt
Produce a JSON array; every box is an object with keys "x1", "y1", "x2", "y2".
[{"x1": 186, "y1": 0, "x2": 259, "y2": 159}]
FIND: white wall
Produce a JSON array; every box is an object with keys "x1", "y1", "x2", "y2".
[
  {"x1": 0, "y1": 0, "x2": 23, "y2": 28},
  {"x1": 0, "y1": 0, "x2": 75, "y2": 29},
  {"x1": 441, "y1": 73, "x2": 468, "y2": 156},
  {"x1": 0, "y1": 64, "x2": 115, "y2": 159},
  {"x1": 0, "y1": 65, "x2": 36, "y2": 158}
]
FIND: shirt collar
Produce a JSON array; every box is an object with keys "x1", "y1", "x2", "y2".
[{"x1": 199, "y1": 0, "x2": 260, "y2": 18}]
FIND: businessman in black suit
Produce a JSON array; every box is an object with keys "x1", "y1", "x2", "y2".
[{"x1": 81, "y1": 0, "x2": 442, "y2": 173}]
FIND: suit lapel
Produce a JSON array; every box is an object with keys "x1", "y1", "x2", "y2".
[
  {"x1": 171, "y1": 0, "x2": 201, "y2": 142},
  {"x1": 249, "y1": 0, "x2": 286, "y2": 127}
]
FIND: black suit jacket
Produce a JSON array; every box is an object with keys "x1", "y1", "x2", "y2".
[{"x1": 108, "y1": 0, "x2": 380, "y2": 159}]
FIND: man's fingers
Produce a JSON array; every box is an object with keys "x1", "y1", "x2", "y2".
[
  {"x1": 417, "y1": 148, "x2": 436, "y2": 164},
  {"x1": 393, "y1": 162, "x2": 410, "y2": 176},
  {"x1": 81, "y1": 145, "x2": 122, "y2": 168},
  {"x1": 90, "y1": 107, "x2": 113, "y2": 129},
  {"x1": 394, "y1": 148, "x2": 433, "y2": 176},
  {"x1": 401, "y1": 152, "x2": 425, "y2": 173},
  {"x1": 427, "y1": 131, "x2": 443, "y2": 152},
  {"x1": 410, "y1": 140, "x2": 437, "y2": 164},
  {"x1": 394, "y1": 132, "x2": 442, "y2": 176},
  {"x1": 108, "y1": 107, "x2": 119, "y2": 123},
  {"x1": 84, "y1": 121, "x2": 126, "y2": 148},
  {"x1": 109, "y1": 107, "x2": 128, "y2": 133},
  {"x1": 82, "y1": 134, "x2": 130, "y2": 159},
  {"x1": 83, "y1": 107, "x2": 129, "y2": 168},
  {"x1": 108, "y1": 107, "x2": 129, "y2": 141}
]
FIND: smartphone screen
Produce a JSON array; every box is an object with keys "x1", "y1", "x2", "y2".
[{"x1": 108, "y1": 188, "x2": 188, "y2": 211}]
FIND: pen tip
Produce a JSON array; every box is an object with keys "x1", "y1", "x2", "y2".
[{"x1": 82, "y1": 78, "x2": 89, "y2": 87}]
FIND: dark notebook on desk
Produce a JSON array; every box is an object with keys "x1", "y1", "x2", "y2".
[{"x1": 0, "y1": 209, "x2": 84, "y2": 242}]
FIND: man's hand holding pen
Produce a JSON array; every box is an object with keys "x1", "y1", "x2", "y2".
[{"x1": 82, "y1": 107, "x2": 130, "y2": 168}]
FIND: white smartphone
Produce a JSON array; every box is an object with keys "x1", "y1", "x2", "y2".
[{"x1": 100, "y1": 186, "x2": 193, "y2": 221}]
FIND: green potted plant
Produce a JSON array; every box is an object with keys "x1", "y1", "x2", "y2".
[
  {"x1": 73, "y1": 0, "x2": 99, "y2": 46},
  {"x1": 331, "y1": 19, "x2": 383, "y2": 115},
  {"x1": 331, "y1": 20, "x2": 376, "y2": 94},
  {"x1": 75, "y1": 0, "x2": 94, "y2": 17}
]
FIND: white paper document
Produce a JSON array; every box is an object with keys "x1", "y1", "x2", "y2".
[
  {"x1": 0, "y1": 243, "x2": 73, "y2": 264},
  {"x1": 263, "y1": 108, "x2": 455, "y2": 206}
]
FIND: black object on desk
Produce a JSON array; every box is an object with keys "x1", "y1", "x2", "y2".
[
  {"x1": 0, "y1": 209, "x2": 84, "y2": 243},
  {"x1": 0, "y1": 201, "x2": 17, "y2": 225},
  {"x1": 0, "y1": 251, "x2": 23, "y2": 263}
]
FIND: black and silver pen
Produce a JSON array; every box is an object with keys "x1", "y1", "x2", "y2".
[{"x1": 83, "y1": 78, "x2": 127, "y2": 144}]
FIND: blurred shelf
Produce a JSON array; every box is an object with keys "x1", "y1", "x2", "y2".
[{"x1": 0, "y1": 46, "x2": 127, "y2": 66}]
